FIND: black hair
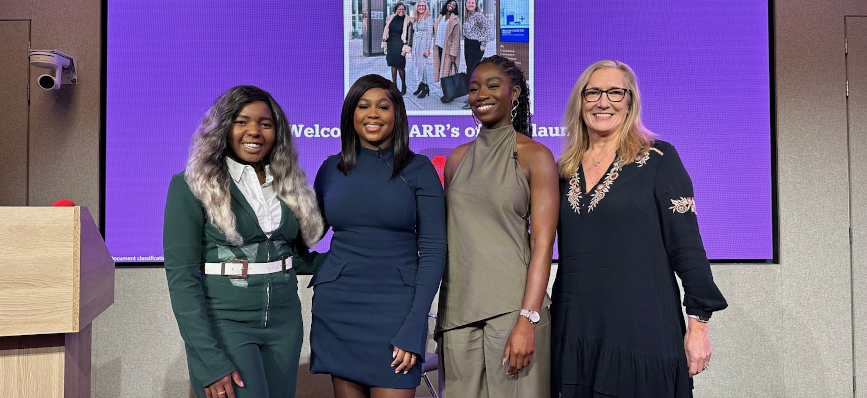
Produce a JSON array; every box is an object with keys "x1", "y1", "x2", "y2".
[
  {"x1": 338, "y1": 74, "x2": 413, "y2": 177},
  {"x1": 475, "y1": 55, "x2": 532, "y2": 137},
  {"x1": 440, "y1": 0, "x2": 458, "y2": 16},
  {"x1": 393, "y1": 2, "x2": 406, "y2": 12}
]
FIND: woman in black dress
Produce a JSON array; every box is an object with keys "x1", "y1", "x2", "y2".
[
  {"x1": 551, "y1": 60, "x2": 728, "y2": 398},
  {"x1": 382, "y1": 2, "x2": 411, "y2": 95}
]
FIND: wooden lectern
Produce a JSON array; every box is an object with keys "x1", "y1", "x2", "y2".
[{"x1": 0, "y1": 207, "x2": 114, "y2": 397}]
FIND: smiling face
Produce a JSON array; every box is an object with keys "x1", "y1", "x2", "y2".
[
  {"x1": 227, "y1": 101, "x2": 275, "y2": 169},
  {"x1": 469, "y1": 62, "x2": 520, "y2": 129},
  {"x1": 582, "y1": 68, "x2": 630, "y2": 138},
  {"x1": 446, "y1": 0, "x2": 456, "y2": 13},
  {"x1": 417, "y1": 1, "x2": 427, "y2": 14},
  {"x1": 396, "y1": 4, "x2": 406, "y2": 16},
  {"x1": 353, "y1": 88, "x2": 395, "y2": 149},
  {"x1": 466, "y1": 0, "x2": 476, "y2": 12}
]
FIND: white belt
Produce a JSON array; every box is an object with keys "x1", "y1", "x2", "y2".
[{"x1": 202, "y1": 257, "x2": 292, "y2": 278}]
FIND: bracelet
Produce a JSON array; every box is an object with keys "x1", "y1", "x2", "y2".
[{"x1": 687, "y1": 314, "x2": 709, "y2": 323}]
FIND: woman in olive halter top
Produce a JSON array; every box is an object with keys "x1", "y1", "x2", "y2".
[{"x1": 435, "y1": 55, "x2": 560, "y2": 398}]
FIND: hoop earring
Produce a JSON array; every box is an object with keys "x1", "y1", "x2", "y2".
[
  {"x1": 510, "y1": 99, "x2": 519, "y2": 124},
  {"x1": 471, "y1": 112, "x2": 481, "y2": 130}
]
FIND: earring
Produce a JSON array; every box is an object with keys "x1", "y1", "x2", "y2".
[
  {"x1": 510, "y1": 99, "x2": 519, "y2": 124},
  {"x1": 471, "y1": 112, "x2": 481, "y2": 130}
]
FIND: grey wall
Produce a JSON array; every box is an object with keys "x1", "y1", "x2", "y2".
[
  {"x1": 2, "y1": 0, "x2": 865, "y2": 396},
  {"x1": 847, "y1": 13, "x2": 867, "y2": 398},
  {"x1": 0, "y1": 0, "x2": 102, "y2": 211},
  {"x1": 693, "y1": 2, "x2": 867, "y2": 396}
]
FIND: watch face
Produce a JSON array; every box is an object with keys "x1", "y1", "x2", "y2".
[{"x1": 529, "y1": 312, "x2": 540, "y2": 323}]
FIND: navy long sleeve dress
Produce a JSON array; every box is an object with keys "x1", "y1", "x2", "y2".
[
  {"x1": 551, "y1": 141, "x2": 728, "y2": 398},
  {"x1": 309, "y1": 145, "x2": 446, "y2": 388}
]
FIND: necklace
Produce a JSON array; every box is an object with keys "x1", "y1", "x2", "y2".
[{"x1": 588, "y1": 146, "x2": 616, "y2": 167}]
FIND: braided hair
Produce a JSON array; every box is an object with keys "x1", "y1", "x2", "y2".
[{"x1": 475, "y1": 55, "x2": 532, "y2": 137}]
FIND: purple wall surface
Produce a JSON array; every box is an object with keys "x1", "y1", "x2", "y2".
[{"x1": 106, "y1": 0, "x2": 772, "y2": 262}]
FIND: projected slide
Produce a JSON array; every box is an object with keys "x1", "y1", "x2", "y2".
[
  {"x1": 105, "y1": 0, "x2": 772, "y2": 263},
  {"x1": 345, "y1": 0, "x2": 534, "y2": 115}
]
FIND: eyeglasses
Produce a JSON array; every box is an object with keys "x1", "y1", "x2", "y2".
[{"x1": 582, "y1": 88, "x2": 630, "y2": 103}]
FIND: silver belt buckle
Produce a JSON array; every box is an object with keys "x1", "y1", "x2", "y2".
[
  {"x1": 281, "y1": 255, "x2": 290, "y2": 274},
  {"x1": 223, "y1": 259, "x2": 249, "y2": 279}
]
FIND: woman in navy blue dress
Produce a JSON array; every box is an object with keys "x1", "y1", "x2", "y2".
[{"x1": 310, "y1": 74, "x2": 446, "y2": 398}]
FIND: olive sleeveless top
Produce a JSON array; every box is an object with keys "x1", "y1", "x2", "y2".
[{"x1": 437, "y1": 125, "x2": 552, "y2": 332}]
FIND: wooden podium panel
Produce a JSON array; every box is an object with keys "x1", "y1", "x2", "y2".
[
  {"x1": 0, "y1": 324, "x2": 91, "y2": 397},
  {"x1": 77, "y1": 208, "x2": 115, "y2": 330},
  {"x1": 0, "y1": 206, "x2": 113, "y2": 397},
  {"x1": 0, "y1": 207, "x2": 113, "y2": 337},
  {"x1": 0, "y1": 207, "x2": 77, "y2": 335}
]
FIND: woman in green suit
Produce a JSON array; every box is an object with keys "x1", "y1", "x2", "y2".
[{"x1": 164, "y1": 85, "x2": 324, "y2": 398}]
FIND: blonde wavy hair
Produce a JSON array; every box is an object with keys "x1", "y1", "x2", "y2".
[
  {"x1": 184, "y1": 85, "x2": 324, "y2": 247},
  {"x1": 415, "y1": 0, "x2": 431, "y2": 20},
  {"x1": 558, "y1": 60, "x2": 655, "y2": 178}
]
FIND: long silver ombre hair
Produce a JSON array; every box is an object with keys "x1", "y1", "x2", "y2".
[{"x1": 184, "y1": 85, "x2": 324, "y2": 247}]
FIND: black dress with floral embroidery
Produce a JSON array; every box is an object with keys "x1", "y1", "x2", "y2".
[{"x1": 551, "y1": 140, "x2": 728, "y2": 398}]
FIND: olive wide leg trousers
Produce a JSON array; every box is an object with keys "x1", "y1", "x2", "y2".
[{"x1": 437, "y1": 308, "x2": 551, "y2": 398}]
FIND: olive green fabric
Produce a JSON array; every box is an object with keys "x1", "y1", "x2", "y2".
[
  {"x1": 163, "y1": 172, "x2": 323, "y2": 393},
  {"x1": 437, "y1": 309, "x2": 551, "y2": 398},
  {"x1": 437, "y1": 125, "x2": 552, "y2": 332}
]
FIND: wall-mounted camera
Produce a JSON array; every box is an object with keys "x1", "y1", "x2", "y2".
[{"x1": 28, "y1": 50, "x2": 77, "y2": 90}]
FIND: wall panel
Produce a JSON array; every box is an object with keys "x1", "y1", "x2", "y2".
[{"x1": 0, "y1": 21, "x2": 30, "y2": 206}]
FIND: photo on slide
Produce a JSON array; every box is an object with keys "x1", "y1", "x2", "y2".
[{"x1": 343, "y1": 0, "x2": 534, "y2": 115}]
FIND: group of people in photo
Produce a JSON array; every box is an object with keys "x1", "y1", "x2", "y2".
[
  {"x1": 164, "y1": 39, "x2": 728, "y2": 398},
  {"x1": 382, "y1": 0, "x2": 493, "y2": 106}
]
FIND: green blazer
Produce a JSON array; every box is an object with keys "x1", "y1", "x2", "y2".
[{"x1": 163, "y1": 172, "x2": 322, "y2": 386}]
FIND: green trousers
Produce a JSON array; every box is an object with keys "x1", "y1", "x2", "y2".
[{"x1": 188, "y1": 271, "x2": 303, "y2": 398}]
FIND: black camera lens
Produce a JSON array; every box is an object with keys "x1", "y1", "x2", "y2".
[{"x1": 38, "y1": 74, "x2": 56, "y2": 90}]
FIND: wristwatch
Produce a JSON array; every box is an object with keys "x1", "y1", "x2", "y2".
[
  {"x1": 687, "y1": 314, "x2": 710, "y2": 323},
  {"x1": 519, "y1": 309, "x2": 540, "y2": 324}
]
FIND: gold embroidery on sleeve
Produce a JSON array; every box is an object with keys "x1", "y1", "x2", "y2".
[{"x1": 669, "y1": 197, "x2": 697, "y2": 214}]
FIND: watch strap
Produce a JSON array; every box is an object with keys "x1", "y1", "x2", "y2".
[
  {"x1": 687, "y1": 314, "x2": 710, "y2": 323},
  {"x1": 519, "y1": 309, "x2": 540, "y2": 324}
]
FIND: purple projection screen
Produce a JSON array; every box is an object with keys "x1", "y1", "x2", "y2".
[{"x1": 105, "y1": 1, "x2": 773, "y2": 263}]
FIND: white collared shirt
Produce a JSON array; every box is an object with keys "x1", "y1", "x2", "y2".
[{"x1": 227, "y1": 157, "x2": 281, "y2": 237}]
